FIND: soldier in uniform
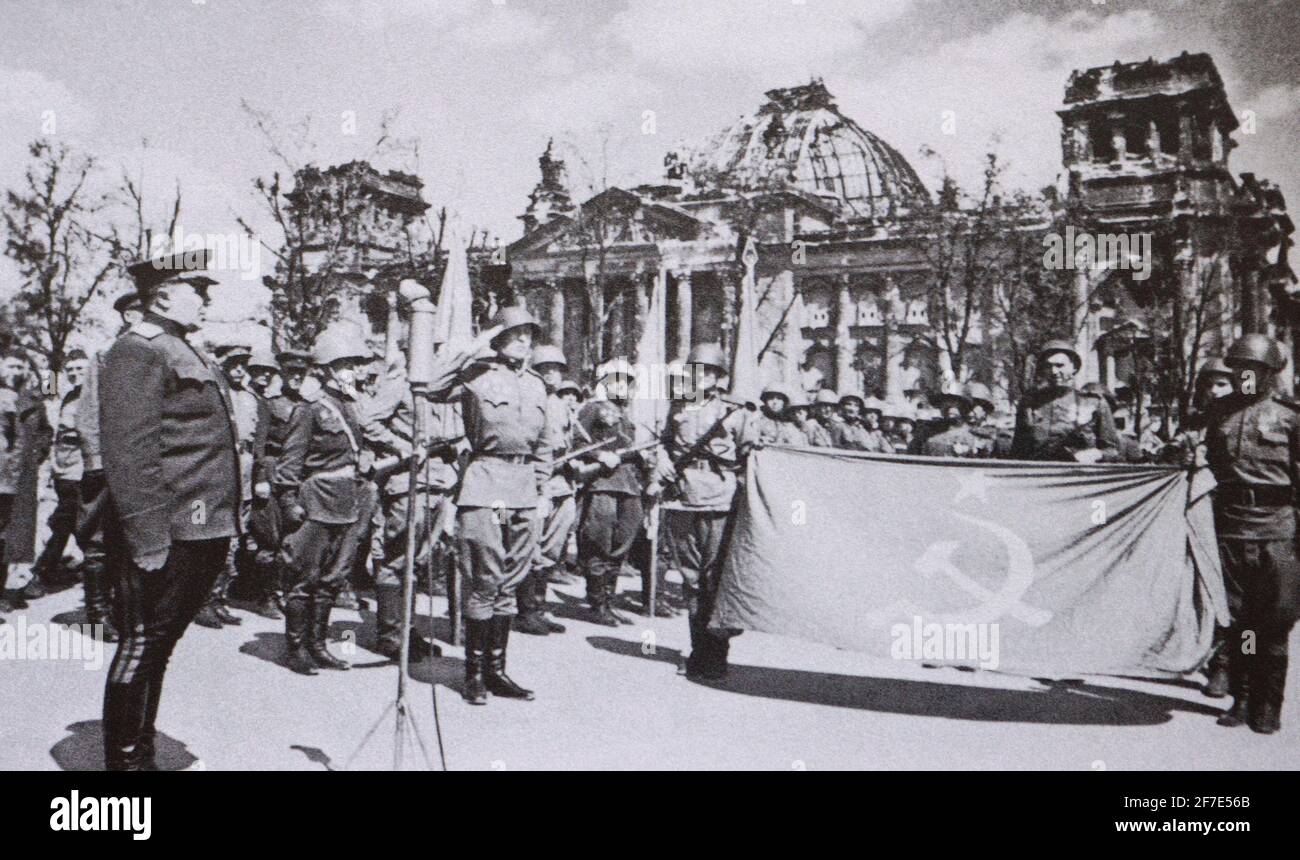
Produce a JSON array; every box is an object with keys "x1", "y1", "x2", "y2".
[
  {"x1": 885, "y1": 403, "x2": 917, "y2": 454},
  {"x1": 515, "y1": 343, "x2": 573, "y2": 635},
  {"x1": 2, "y1": 351, "x2": 52, "y2": 611},
  {"x1": 240, "y1": 347, "x2": 284, "y2": 619},
  {"x1": 657, "y1": 343, "x2": 748, "y2": 680},
  {"x1": 193, "y1": 344, "x2": 257, "y2": 628},
  {"x1": 742, "y1": 382, "x2": 807, "y2": 451},
  {"x1": 72, "y1": 292, "x2": 144, "y2": 641},
  {"x1": 572, "y1": 359, "x2": 650, "y2": 626},
  {"x1": 99, "y1": 250, "x2": 242, "y2": 770},
  {"x1": 832, "y1": 394, "x2": 885, "y2": 451},
  {"x1": 1202, "y1": 335, "x2": 1300, "y2": 734},
  {"x1": 1009, "y1": 340, "x2": 1119, "y2": 463},
  {"x1": 27, "y1": 350, "x2": 91, "y2": 599},
  {"x1": 923, "y1": 390, "x2": 994, "y2": 458},
  {"x1": 426, "y1": 307, "x2": 557, "y2": 705},
  {"x1": 1, "y1": 350, "x2": 33, "y2": 617},
  {"x1": 805, "y1": 388, "x2": 839, "y2": 447},
  {"x1": 274, "y1": 324, "x2": 377, "y2": 675}
]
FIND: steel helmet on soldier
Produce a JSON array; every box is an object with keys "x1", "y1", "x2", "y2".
[
  {"x1": 490, "y1": 305, "x2": 541, "y2": 338},
  {"x1": 312, "y1": 324, "x2": 371, "y2": 365},
  {"x1": 556, "y1": 379, "x2": 582, "y2": 397},
  {"x1": 1196, "y1": 356, "x2": 1232, "y2": 380},
  {"x1": 686, "y1": 342, "x2": 728, "y2": 373},
  {"x1": 963, "y1": 381, "x2": 995, "y2": 412},
  {"x1": 1225, "y1": 334, "x2": 1286, "y2": 371},
  {"x1": 814, "y1": 388, "x2": 840, "y2": 406},
  {"x1": 532, "y1": 344, "x2": 567, "y2": 369},
  {"x1": 861, "y1": 396, "x2": 887, "y2": 415},
  {"x1": 247, "y1": 346, "x2": 280, "y2": 373},
  {"x1": 598, "y1": 356, "x2": 637, "y2": 381},
  {"x1": 761, "y1": 382, "x2": 794, "y2": 404},
  {"x1": 1036, "y1": 339, "x2": 1082, "y2": 369}
]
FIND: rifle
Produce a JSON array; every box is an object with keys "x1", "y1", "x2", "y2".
[
  {"x1": 669, "y1": 401, "x2": 748, "y2": 473},
  {"x1": 550, "y1": 436, "x2": 618, "y2": 469},
  {"x1": 370, "y1": 434, "x2": 465, "y2": 483}
]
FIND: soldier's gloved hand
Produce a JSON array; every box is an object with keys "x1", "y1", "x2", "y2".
[
  {"x1": 135, "y1": 547, "x2": 169, "y2": 572},
  {"x1": 254, "y1": 481, "x2": 271, "y2": 500},
  {"x1": 596, "y1": 450, "x2": 621, "y2": 471}
]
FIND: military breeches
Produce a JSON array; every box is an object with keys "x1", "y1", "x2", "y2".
[
  {"x1": 532, "y1": 494, "x2": 576, "y2": 572},
  {"x1": 376, "y1": 490, "x2": 452, "y2": 589},
  {"x1": 577, "y1": 493, "x2": 642, "y2": 580},
  {"x1": 1218, "y1": 538, "x2": 1300, "y2": 656},
  {"x1": 34, "y1": 478, "x2": 80, "y2": 578},
  {"x1": 663, "y1": 508, "x2": 730, "y2": 619},
  {"x1": 281, "y1": 497, "x2": 375, "y2": 603},
  {"x1": 456, "y1": 506, "x2": 536, "y2": 621},
  {"x1": 249, "y1": 494, "x2": 281, "y2": 566}
]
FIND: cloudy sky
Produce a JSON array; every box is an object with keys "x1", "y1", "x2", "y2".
[{"x1": 1, "y1": 0, "x2": 1297, "y2": 309}]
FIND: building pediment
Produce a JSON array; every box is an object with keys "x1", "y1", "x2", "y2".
[{"x1": 509, "y1": 187, "x2": 703, "y2": 259}]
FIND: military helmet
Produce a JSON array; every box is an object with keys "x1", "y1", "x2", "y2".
[
  {"x1": 686, "y1": 342, "x2": 728, "y2": 373},
  {"x1": 861, "y1": 396, "x2": 887, "y2": 415},
  {"x1": 490, "y1": 305, "x2": 541, "y2": 339},
  {"x1": 532, "y1": 344, "x2": 567, "y2": 369},
  {"x1": 1036, "y1": 339, "x2": 1082, "y2": 369},
  {"x1": 556, "y1": 379, "x2": 583, "y2": 397},
  {"x1": 884, "y1": 400, "x2": 915, "y2": 421},
  {"x1": 838, "y1": 392, "x2": 865, "y2": 408},
  {"x1": 598, "y1": 356, "x2": 637, "y2": 381},
  {"x1": 1197, "y1": 356, "x2": 1232, "y2": 380},
  {"x1": 813, "y1": 388, "x2": 840, "y2": 406},
  {"x1": 312, "y1": 324, "x2": 371, "y2": 366},
  {"x1": 247, "y1": 346, "x2": 280, "y2": 373},
  {"x1": 276, "y1": 348, "x2": 312, "y2": 369},
  {"x1": 1225, "y1": 334, "x2": 1286, "y2": 371},
  {"x1": 761, "y1": 381, "x2": 794, "y2": 403},
  {"x1": 962, "y1": 381, "x2": 995, "y2": 412}
]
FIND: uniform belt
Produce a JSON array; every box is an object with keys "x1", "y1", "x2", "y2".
[
  {"x1": 475, "y1": 453, "x2": 531, "y2": 464},
  {"x1": 309, "y1": 464, "x2": 358, "y2": 480},
  {"x1": 1216, "y1": 483, "x2": 1294, "y2": 507}
]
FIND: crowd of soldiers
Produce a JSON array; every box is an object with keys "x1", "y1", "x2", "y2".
[{"x1": 0, "y1": 248, "x2": 1295, "y2": 770}]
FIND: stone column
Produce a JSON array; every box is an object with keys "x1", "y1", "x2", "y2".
[
  {"x1": 546, "y1": 278, "x2": 564, "y2": 350},
  {"x1": 673, "y1": 268, "x2": 692, "y2": 358},
  {"x1": 835, "y1": 275, "x2": 856, "y2": 395}
]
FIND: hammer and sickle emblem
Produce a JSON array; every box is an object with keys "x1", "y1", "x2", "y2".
[{"x1": 912, "y1": 512, "x2": 1052, "y2": 626}]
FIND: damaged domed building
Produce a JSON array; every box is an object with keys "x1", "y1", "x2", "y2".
[{"x1": 503, "y1": 53, "x2": 1293, "y2": 420}]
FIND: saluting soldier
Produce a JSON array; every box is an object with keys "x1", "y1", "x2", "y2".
[
  {"x1": 99, "y1": 250, "x2": 242, "y2": 770},
  {"x1": 426, "y1": 307, "x2": 557, "y2": 705},
  {"x1": 572, "y1": 358, "x2": 651, "y2": 626},
  {"x1": 28, "y1": 350, "x2": 91, "y2": 598},
  {"x1": 656, "y1": 343, "x2": 748, "y2": 680},
  {"x1": 1202, "y1": 334, "x2": 1300, "y2": 735},
  {"x1": 1009, "y1": 340, "x2": 1119, "y2": 463},
  {"x1": 274, "y1": 323, "x2": 377, "y2": 675},
  {"x1": 515, "y1": 343, "x2": 574, "y2": 635}
]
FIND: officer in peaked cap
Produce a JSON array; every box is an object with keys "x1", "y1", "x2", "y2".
[
  {"x1": 272, "y1": 323, "x2": 376, "y2": 675},
  {"x1": 515, "y1": 342, "x2": 574, "y2": 635},
  {"x1": 1202, "y1": 333, "x2": 1299, "y2": 734},
  {"x1": 98, "y1": 248, "x2": 240, "y2": 770},
  {"x1": 426, "y1": 306, "x2": 557, "y2": 704},
  {"x1": 1009, "y1": 339, "x2": 1119, "y2": 463}
]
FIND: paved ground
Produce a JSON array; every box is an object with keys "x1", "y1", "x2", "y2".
[{"x1": 3, "y1": 567, "x2": 1298, "y2": 771}]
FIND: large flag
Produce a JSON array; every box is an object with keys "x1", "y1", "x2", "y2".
[
  {"x1": 714, "y1": 447, "x2": 1226, "y2": 679},
  {"x1": 630, "y1": 267, "x2": 668, "y2": 441},
  {"x1": 434, "y1": 230, "x2": 474, "y2": 349},
  {"x1": 729, "y1": 237, "x2": 761, "y2": 404}
]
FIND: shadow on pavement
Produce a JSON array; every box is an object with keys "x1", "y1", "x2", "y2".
[
  {"x1": 587, "y1": 636, "x2": 1225, "y2": 727},
  {"x1": 50, "y1": 720, "x2": 200, "y2": 771}
]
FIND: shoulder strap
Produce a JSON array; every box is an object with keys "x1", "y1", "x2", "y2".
[{"x1": 317, "y1": 396, "x2": 360, "y2": 454}]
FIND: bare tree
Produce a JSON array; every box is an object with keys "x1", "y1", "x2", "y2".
[{"x1": 2, "y1": 140, "x2": 121, "y2": 377}]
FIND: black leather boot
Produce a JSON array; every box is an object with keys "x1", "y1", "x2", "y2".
[
  {"x1": 284, "y1": 597, "x2": 318, "y2": 675},
  {"x1": 103, "y1": 679, "x2": 152, "y2": 771},
  {"x1": 309, "y1": 596, "x2": 349, "y2": 670},
  {"x1": 485, "y1": 615, "x2": 534, "y2": 700},
  {"x1": 606, "y1": 574, "x2": 633, "y2": 625},
  {"x1": 82, "y1": 567, "x2": 119, "y2": 643},
  {"x1": 1217, "y1": 649, "x2": 1251, "y2": 728},
  {"x1": 1250, "y1": 655, "x2": 1285, "y2": 735},
  {"x1": 532, "y1": 570, "x2": 566, "y2": 633},
  {"x1": 463, "y1": 618, "x2": 488, "y2": 705}
]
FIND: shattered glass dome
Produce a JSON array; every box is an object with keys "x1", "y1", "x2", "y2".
[{"x1": 684, "y1": 79, "x2": 929, "y2": 220}]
